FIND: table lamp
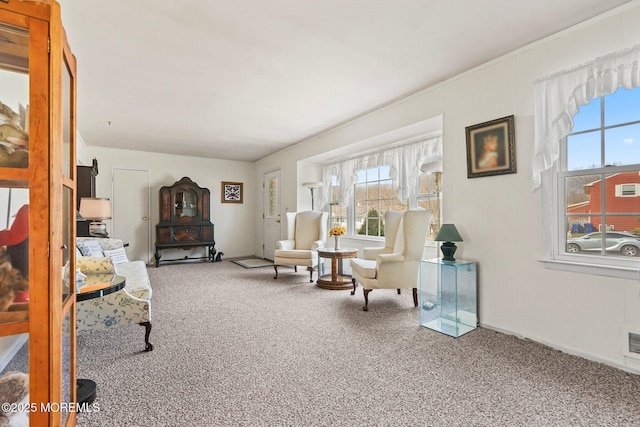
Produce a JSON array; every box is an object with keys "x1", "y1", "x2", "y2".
[
  {"x1": 434, "y1": 223, "x2": 463, "y2": 262},
  {"x1": 79, "y1": 197, "x2": 112, "y2": 237}
]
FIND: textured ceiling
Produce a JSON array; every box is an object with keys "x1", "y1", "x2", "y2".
[{"x1": 58, "y1": 0, "x2": 632, "y2": 161}]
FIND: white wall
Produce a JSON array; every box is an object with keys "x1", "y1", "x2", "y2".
[
  {"x1": 87, "y1": 146, "x2": 256, "y2": 260},
  {"x1": 254, "y1": 3, "x2": 640, "y2": 372}
]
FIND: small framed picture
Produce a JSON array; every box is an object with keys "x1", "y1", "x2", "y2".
[
  {"x1": 466, "y1": 115, "x2": 516, "y2": 178},
  {"x1": 221, "y1": 181, "x2": 243, "y2": 203}
]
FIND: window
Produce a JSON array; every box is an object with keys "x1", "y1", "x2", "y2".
[
  {"x1": 328, "y1": 176, "x2": 347, "y2": 232},
  {"x1": 417, "y1": 170, "x2": 441, "y2": 239},
  {"x1": 561, "y1": 87, "x2": 640, "y2": 260},
  {"x1": 615, "y1": 183, "x2": 640, "y2": 197},
  {"x1": 323, "y1": 136, "x2": 442, "y2": 242},
  {"x1": 534, "y1": 45, "x2": 640, "y2": 278},
  {"x1": 354, "y1": 166, "x2": 406, "y2": 237}
]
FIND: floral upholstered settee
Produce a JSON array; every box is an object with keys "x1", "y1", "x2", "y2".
[{"x1": 75, "y1": 237, "x2": 153, "y2": 351}]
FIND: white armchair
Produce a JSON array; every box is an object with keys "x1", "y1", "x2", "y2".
[
  {"x1": 274, "y1": 211, "x2": 328, "y2": 282},
  {"x1": 361, "y1": 210, "x2": 404, "y2": 260},
  {"x1": 350, "y1": 208, "x2": 431, "y2": 311}
]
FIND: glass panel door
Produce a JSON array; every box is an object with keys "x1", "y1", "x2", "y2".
[
  {"x1": 0, "y1": 15, "x2": 30, "y2": 427},
  {"x1": 0, "y1": 22, "x2": 28, "y2": 169}
]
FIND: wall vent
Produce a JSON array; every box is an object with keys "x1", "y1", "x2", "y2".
[{"x1": 630, "y1": 332, "x2": 640, "y2": 355}]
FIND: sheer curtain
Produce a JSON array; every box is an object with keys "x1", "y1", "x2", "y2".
[
  {"x1": 321, "y1": 136, "x2": 442, "y2": 208},
  {"x1": 533, "y1": 44, "x2": 640, "y2": 189}
]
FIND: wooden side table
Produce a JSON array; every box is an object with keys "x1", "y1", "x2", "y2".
[{"x1": 316, "y1": 248, "x2": 358, "y2": 290}]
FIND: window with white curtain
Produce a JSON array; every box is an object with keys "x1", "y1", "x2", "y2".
[
  {"x1": 562, "y1": 87, "x2": 640, "y2": 257},
  {"x1": 323, "y1": 136, "x2": 442, "y2": 241},
  {"x1": 535, "y1": 45, "x2": 640, "y2": 278}
]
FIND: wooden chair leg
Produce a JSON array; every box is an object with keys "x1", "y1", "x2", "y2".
[
  {"x1": 273, "y1": 265, "x2": 278, "y2": 279},
  {"x1": 397, "y1": 289, "x2": 401, "y2": 295},
  {"x1": 351, "y1": 278, "x2": 357, "y2": 295},
  {"x1": 140, "y1": 321, "x2": 153, "y2": 352},
  {"x1": 412, "y1": 287, "x2": 418, "y2": 307},
  {"x1": 307, "y1": 266, "x2": 313, "y2": 283},
  {"x1": 363, "y1": 289, "x2": 372, "y2": 311}
]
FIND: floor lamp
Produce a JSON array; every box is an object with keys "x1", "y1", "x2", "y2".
[
  {"x1": 420, "y1": 154, "x2": 443, "y2": 237},
  {"x1": 302, "y1": 182, "x2": 323, "y2": 210}
]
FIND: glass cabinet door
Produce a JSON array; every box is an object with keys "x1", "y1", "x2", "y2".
[
  {"x1": 0, "y1": 2, "x2": 78, "y2": 425},
  {"x1": 174, "y1": 188, "x2": 197, "y2": 218},
  {"x1": 58, "y1": 37, "x2": 77, "y2": 426},
  {"x1": 0, "y1": 14, "x2": 31, "y2": 427}
]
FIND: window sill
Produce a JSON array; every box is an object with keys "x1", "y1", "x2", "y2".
[
  {"x1": 540, "y1": 258, "x2": 640, "y2": 280},
  {"x1": 344, "y1": 235, "x2": 438, "y2": 248}
]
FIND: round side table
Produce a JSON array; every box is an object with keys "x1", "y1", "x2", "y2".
[{"x1": 316, "y1": 248, "x2": 358, "y2": 290}]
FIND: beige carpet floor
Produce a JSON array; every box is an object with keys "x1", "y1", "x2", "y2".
[{"x1": 72, "y1": 260, "x2": 640, "y2": 426}]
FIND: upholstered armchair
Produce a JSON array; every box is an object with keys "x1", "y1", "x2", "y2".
[
  {"x1": 361, "y1": 209, "x2": 404, "y2": 260},
  {"x1": 274, "y1": 211, "x2": 328, "y2": 282},
  {"x1": 350, "y1": 208, "x2": 431, "y2": 311}
]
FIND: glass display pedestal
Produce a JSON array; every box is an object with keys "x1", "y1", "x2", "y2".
[{"x1": 420, "y1": 258, "x2": 477, "y2": 337}]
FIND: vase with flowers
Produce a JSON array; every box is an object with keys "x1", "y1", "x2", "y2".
[{"x1": 329, "y1": 226, "x2": 346, "y2": 250}]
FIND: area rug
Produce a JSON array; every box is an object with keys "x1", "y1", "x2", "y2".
[{"x1": 231, "y1": 257, "x2": 274, "y2": 269}]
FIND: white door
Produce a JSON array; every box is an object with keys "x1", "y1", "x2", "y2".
[
  {"x1": 263, "y1": 169, "x2": 281, "y2": 260},
  {"x1": 112, "y1": 168, "x2": 151, "y2": 264}
]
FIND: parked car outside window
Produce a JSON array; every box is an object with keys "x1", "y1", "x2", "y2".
[{"x1": 566, "y1": 231, "x2": 640, "y2": 257}]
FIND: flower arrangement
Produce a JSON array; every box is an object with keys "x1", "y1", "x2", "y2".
[{"x1": 329, "y1": 226, "x2": 346, "y2": 236}]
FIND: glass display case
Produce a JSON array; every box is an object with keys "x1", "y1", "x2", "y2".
[
  {"x1": 420, "y1": 258, "x2": 477, "y2": 338},
  {"x1": 0, "y1": 1, "x2": 78, "y2": 425}
]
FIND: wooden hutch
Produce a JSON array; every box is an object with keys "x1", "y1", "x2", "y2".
[
  {"x1": 0, "y1": 1, "x2": 79, "y2": 426},
  {"x1": 155, "y1": 177, "x2": 216, "y2": 266}
]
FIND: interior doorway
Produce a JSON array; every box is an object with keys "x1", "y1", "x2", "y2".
[{"x1": 112, "y1": 168, "x2": 151, "y2": 264}]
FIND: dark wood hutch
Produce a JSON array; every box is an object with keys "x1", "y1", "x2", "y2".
[
  {"x1": 155, "y1": 177, "x2": 216, "y2": 266},
  {"x1": 76, "y1": 158, "x2": 97, "y2": 237}
]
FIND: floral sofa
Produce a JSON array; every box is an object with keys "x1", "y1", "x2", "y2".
[{"x1": 75, "y1": 237, "x2": 153, "y2": 351}]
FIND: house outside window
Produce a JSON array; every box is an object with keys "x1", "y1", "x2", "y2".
[{"x1": 561, "y1": 87, "x2": 640, "y2": 259}]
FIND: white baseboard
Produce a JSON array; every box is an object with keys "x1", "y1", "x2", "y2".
[
  {"x1": 0, "y1": 334, "x2": 28, "y2": 372},
  {"x1": 480, "y1": 322, "x2": 640, "y2": 376}
]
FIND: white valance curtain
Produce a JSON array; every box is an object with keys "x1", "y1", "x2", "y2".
[
  {"x1": 533, "y1": 44, "x2": 640, "y2": 189},
  {"x1": 321, "y1": 136, "x2": 442, "y2": 207}
]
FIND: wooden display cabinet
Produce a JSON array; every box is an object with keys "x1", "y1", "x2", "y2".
[
  {"x1": 0, "y1": 1, "x2": 78, "y2": 426},
  {"x1": 155, "y1": 177, "x2": 216, "y2": 266}
]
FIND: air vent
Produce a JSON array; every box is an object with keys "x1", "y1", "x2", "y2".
[{"x1": 629, "y1": 332, "x2": 640, "y2": 355}]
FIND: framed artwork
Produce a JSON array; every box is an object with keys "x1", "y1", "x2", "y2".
[
  {"x1": 221, "y1": 181, "x2": 243, "y2": 203},
  {"x1": 465, "y1": 115, "x2": 516, "y2": 178}
]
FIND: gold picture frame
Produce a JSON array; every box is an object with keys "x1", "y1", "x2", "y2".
[
  {"x1": 221, "y1": 181, "x2": 243, "y2": 203},
  {"x1": 466, "y1": 115, "x2": 516, "y2": 178}
]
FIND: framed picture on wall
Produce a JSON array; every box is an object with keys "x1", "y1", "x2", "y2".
[
  {"x1": 465, "y1": 115, "x2": 516, "y2": 178},
  {"x1": 221, "y1": 181, "x2": 243, "y2": 203}
]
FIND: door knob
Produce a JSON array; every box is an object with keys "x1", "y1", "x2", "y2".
[{"x1": 143, "y1": 216, "x2": 148, "y2": 220}]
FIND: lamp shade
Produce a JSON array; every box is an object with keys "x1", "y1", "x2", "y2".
[
  {"x1": 302, "y1": 181, "x2": 323, "y2": 189},
  {"x1": 79, "y1": 198, "x2": 112, "y2": 220},
  {"x1": 420, "y1": 154, "x2": 443, "y2": 174},
  {"x1": 434, "y1": 224, "x2": 463, "y2": 242},
  {"x1": 434, "y1": 224, "x2": 462, "y2": 262}
]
